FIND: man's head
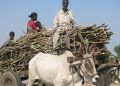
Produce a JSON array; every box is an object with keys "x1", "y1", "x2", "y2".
[
  {"x1": 28, "y1": 12, "x2": 37, "y2": 21},
  {"x1": 9, "y1": 31, "x2": 15, "y2": 40},
  {"x1": 62, "y1": 0, "x2": 69, "y2": 12}
]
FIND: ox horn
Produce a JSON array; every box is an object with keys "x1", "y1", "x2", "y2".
[
  {"x1": 67, "y1": 56, "x2": 75, "y2": 63},
  {"x1": 69, "y1": 60, "x2": 82, "y2": 67}
]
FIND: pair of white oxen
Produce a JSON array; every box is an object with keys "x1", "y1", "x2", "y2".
[{"x1": 27, "y1": 51, "x2": 99, "y2": 86}]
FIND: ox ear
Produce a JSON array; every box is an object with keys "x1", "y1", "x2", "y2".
[{"x1": 67, "y1": 56, "x2": 75, "y2": 63}]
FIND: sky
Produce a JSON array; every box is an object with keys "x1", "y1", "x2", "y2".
[{"x1": 0, "y1": 0, "x2": 120, "y2": 55}]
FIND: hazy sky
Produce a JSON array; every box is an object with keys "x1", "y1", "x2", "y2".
[{"x1": 0, "y1": 0, "x2": 120, "y2": 55}]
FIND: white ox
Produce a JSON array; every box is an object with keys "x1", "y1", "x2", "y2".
[{"x1": 27, "y1": 51, "x2": 99, "y2": 86}]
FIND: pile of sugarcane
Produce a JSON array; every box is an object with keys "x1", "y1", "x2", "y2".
[{"x1": 0, "y1": 24, "x2": 113, "y2": 74}]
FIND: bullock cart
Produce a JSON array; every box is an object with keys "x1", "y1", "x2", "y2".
[{"x1": 0, "y1": 24, "x2": 118, "y2": 86}]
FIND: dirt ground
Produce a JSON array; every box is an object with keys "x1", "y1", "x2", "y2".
[
  {"x1": 22, "y1": 80, "x2": 120, "y2": 86},
  {"x1": 110, "y1": 83, "x2": 120, "y2": 86},
  {"x1": 84, "y1": 82, "x2": 120, "y2": 86}
]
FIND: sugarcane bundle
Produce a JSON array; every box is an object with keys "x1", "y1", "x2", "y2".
[
  {"x1": 0, "y1": 24, "x2": 113, "y2": 73},
  {"x1": 56, "y1": 24, "x2": 113, "y2": 64}
]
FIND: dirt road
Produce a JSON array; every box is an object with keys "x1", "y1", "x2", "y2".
[{"x1": 84, "y1": 82, "x2": 120, "y2": 86}]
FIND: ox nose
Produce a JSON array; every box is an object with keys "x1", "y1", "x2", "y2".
[
  {"x1": 94, "y1": 75, "x2": 99, "y2": 79},
  {"x1": 92, "y1": 75, "x2": 99, "y2": 83}
]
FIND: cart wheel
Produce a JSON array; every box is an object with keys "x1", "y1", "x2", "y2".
[{"x1": 0, "y1": 71, "x2": 22, "y2": 86}]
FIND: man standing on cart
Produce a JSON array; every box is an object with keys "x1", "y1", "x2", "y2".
[{"x1": 53, "y1": 0, "x2": 75, "y2": 49}]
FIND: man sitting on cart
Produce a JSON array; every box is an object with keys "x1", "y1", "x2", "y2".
[
  {"x1": 27, "y1": 12, "x2": 44, "y2": 36},
  {"x1": 2, "y1": 31, "x2": 15, "y2": 48}
]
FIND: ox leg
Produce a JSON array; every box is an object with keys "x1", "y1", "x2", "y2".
[
  {"x1": 27, "y1": 79, "x2": 36, "y2": 86},
  {"x1": 54, "y1": 83, "x2": 61, "y2": 86},
  {"x1": 54, "y1": 81, "x2": 62, "y2": 86},
  {"x1": 27, "y1": 66, "x2": 39, "y2": 86},
  {"x1": 37, "y1": 80, "x2": 46, "y2": 86}
]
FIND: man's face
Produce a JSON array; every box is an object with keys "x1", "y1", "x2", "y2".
[
  {"x1": 34, "y1": 16, "x2": 37, "y2": 21},
  {"x1": 62, "y1": 0, "x2": 69, "y2": 11},
  {"x1": 9, "y1": 35, "x2": 14, "y2": 40},
  {"x1": 33, "y1": 15, "x2": 37, "y2": 21}
]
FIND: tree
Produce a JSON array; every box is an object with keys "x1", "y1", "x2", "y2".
[{"x1": 114, "y1": 44, "x2": 120, "y2": 57}]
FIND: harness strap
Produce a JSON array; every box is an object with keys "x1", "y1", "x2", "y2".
[
  {"x1": 71, "y1": 67, "x2": 75, "y2": 86},
  {"x1": 73, "y1": 66, "x2": 84, "y2": 85}
]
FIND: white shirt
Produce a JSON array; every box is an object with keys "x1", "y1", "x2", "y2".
[{"x1": 54, "y1": 9, "x2": 74, "y2": 28}]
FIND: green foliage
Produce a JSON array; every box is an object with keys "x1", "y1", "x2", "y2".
[{"x1": 114, "y1": 44, "x2": 120, "y2": 57}]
